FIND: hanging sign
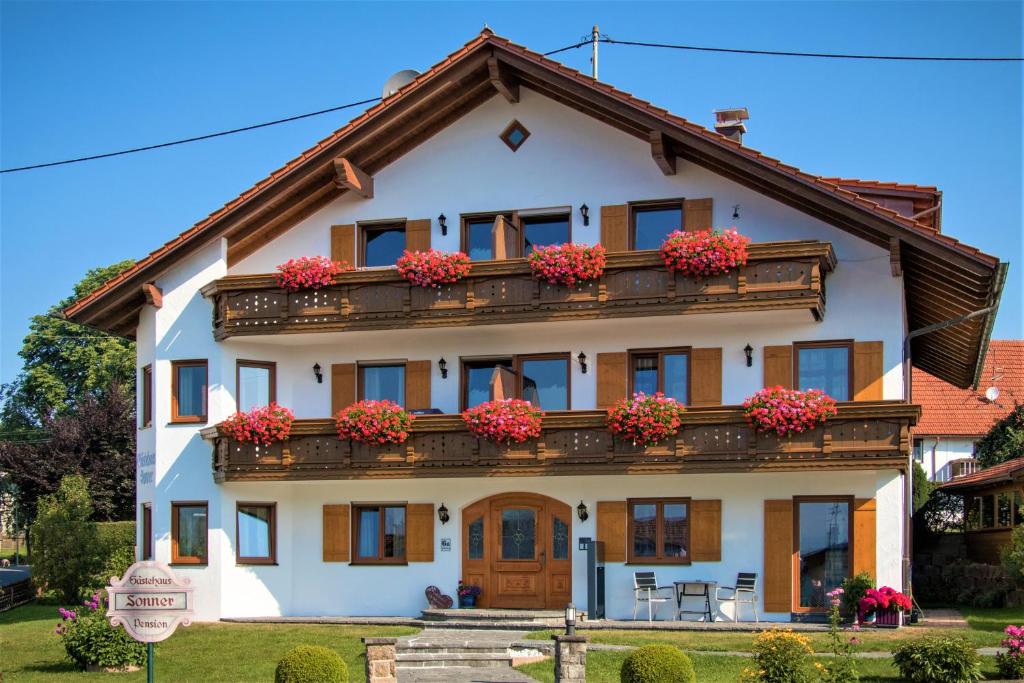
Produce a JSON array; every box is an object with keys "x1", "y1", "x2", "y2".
[{"x1": 106, "y1": 561, "x2": 195, "y2": 643}]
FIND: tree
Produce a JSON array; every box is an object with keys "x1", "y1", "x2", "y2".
[
  {"x1": 31, "y1": 474, "x2": 102, "y2": 603},
  {"x1": 913, "y1": 461, "x2": 933, "y2": 514},
  {"x1": 976, "y1": 403, "x2": 1024, "y2": 469}
]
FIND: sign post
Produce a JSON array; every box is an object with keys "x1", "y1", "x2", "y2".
[{"x1": 106, "y1": 561, "x2": 195, "y2": 681}]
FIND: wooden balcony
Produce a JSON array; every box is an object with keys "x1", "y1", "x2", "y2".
[
  {"x1": 202, "y1": 241, "x2": 835, "y2": 340},
  {"x1": 203, "y1": 401, "x2": 918, "y2": 482}
]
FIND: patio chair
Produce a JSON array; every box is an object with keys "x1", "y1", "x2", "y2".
[
  {"x1": 632, "y1": 571, "x2": 674, "y2": 621},
  {"x1": 716, "y1": 572, "x2": 759, "y2": 623}
]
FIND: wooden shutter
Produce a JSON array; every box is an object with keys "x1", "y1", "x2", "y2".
[
  {"x1": 323, "y1": 504, "x2": 350, "y2": 562},
  {"x1": 763, "y1": 499, "x2": 793, "y2": 613},
  {"x1": 492, "y1": 216, "x2": 520, "y2": 259},
  {"x1": 690, "y1": 499, "x2": 722, "y2": 562},
  {"x1": 405, "y1": 360, "x2": 432, "y2": 410},
  {"x1": 600, "y1": 204, "x2": 628, "y2": 252},
  {"x1": 597, "y1": 501, "x2": 627, "y2": 563},
  {"x1": 596, "y1": 352, "x2": 628, "y2": 409},
  {"x1": 331, "y1": 224, "x2": 356, "y2": 265},
  {"x1": 764, "y1": 346, "x2": 793, "y2": 389},
  {"x1": 406, "y1": 503, "x2": 435, "y2": 562},
  {"x1": 853, "y1": 341, "x2": 884, "y2": 401},
  {"x1": 405, "y1": 219, "x2": 432, "y2": 253},
  {"x1": 490, "y1": 366, "x2": 517, "y2": 401},
  {"x1": 690, "y1": 348, "x2": 722, "y2": 406},
  {"x1": 853, "y1": 498, "x2": 877, "y2": 580},
  {"x1": 331, "y1": 363, "x2": 356, "y2": 415},
  {"x1": 684, "y1": 198, "x2": 713, "y2": 231}
]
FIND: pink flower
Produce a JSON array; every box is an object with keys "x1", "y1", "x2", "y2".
[
  {"x1": 397, "y1": 249, "x2": 471, "y2": 288},
  {"x1": 462, "y1": 399, "x2": 543, "y2": 445},
  {"x1": 528, "y1": 243, "x2": 607, "y2": 286},
  {"x1": 660, "y1": 228, "x2": 750, "y2": 278},
  {"x1": 275, "y1": 256, "x2": 352, "y2": 292},
  {"x1": 743, "y1": 387, "x2": 837, "y2": 436},
  {"x1": 606, "y1": 392, "x2": 685, "y2": 446},
  {"x1": 223, "y1": 403, "x2": 295, "y2": 445},
  {"x1": 335, "y1": 400, "x2": 413, "y2": 445}
]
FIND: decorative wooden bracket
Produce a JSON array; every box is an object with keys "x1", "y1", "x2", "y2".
[
  {"x1": 650, "y1": 131, "x2": 676, "y2": 175},
  {"x1": 141, "y1": 283, "x2": 163, "y2": 308},
  {"x1": 333, "y1": 157, "x2": 373, "y2": 198},
  {"x1": 889, "y1": 237, "x2": 902, "y2": 277},
  {"x1": 487, "y1": 56, "x2": 519, "y2": 103}
]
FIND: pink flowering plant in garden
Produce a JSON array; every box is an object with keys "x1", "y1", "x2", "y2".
[
  {"x1": 817, "y1": 587, "x2": 859, "y2": 683},
  {"x1": 606, "y1": 392, "x2": 686, "y2": 447},
  {"x1": 396, "y1": 249, "x2": 472, "y2": 288},
  {"x1": 55, "y1": 592, "x2": 147, "y2": 670},
  {"x1": 857, "y1": 586, "x2": 912, "y2": 622},
  {"x1": 527, "y1": 242, "x2": 607, "y2": 286},
  {"x1": 222, "y1": 403, "x2": 294, "y2": 445},
  {"x1": 275, "y1": 255, "x2": 353, "y2": 292},
  {"x1": 462, "y1": 399, "x2": 543, "y2": 445},
  {"x1": 743, "y1": 387, "x2": 838, "y2": 436},
  {"x1": 660, "y1": 228, "x2": 750, "y2": 278},
  {"x1": 335, "y1": 399, "x2": 413, "y2": 445},
  {"x1": 997, "y1": 625, "x2": 1024, "y2": 679}
]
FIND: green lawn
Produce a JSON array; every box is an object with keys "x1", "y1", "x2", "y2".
[
  {"x1": 960, "y1": 606, "x2": 1024, "y2": 633},
  {"x1": 0, "y1": 604, "x2": 417, "y2": 682}
]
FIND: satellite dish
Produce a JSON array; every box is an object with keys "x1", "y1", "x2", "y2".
[
  {"x1": 985, "y1": 386, "x2": 1001, "y2": 402},
  {"x1": 382, "y1": 69, "x2": 421, "y2": 98}
]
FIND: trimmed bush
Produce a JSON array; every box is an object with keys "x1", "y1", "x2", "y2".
[
  {"x1": 741, "y1": 628, "x2": 814, "y2": 683},
  {"x1": 891, "y1": 635, "x2": 982, "y2": 683},
  {"x1": 94, "y1": 521, "x2": 136, "y2": 588},
  {"x1": 619, "y1": 644, "x2": 695, "y2": 683},
  {"x1": 31, "y1": 475, "x2": 102, "y2": 602},
  {"x1": 275, "y1": 645, "x2": 348, "y2": 683}
]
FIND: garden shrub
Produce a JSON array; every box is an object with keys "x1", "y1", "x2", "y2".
[
  {"x1": 56, "y1": 591, "x2": 147, "y2": 670},
  {"x1": 275, "y1": 645, "x2": 348, "y2": 683},
  {"x1": 975, "y1": 404, "x2": 1024, "y2": 468},
  {"x1": 1003, "y1": 525, "x2": 1024, "y2": 587},
  {"x1": 840, "y1": 572, "x2": 873, "y2": 620},
  {"x1": 94, "y1": 521, "x2": 136, "y2": 588},
  {"x1": 30, "y1": 475, "x2": 102, "y2": 602},
  {"x1": 891, "y1": 635, "x2": 982, "y2": 683},
  {"x1": 619, "y1": 644, "x2": 695, "y2": 683},
  {"x1": 740, "y1": 628, "x2": 813, "y2": 683}
]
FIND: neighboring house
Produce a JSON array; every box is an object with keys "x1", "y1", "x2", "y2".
[
  {"x1": 63, "y1": 30, "x2": 1005, "y2": 622},
  {"x1": 938, "y1": 458, "x2": 1024, "y2": 564},
  {"x1": 913, "y1": 340, "x2": 1024, "y2": 482}
]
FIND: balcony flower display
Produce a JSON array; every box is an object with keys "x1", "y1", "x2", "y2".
[
  {"x1": 335, "y1": 399, "x2": 413, "y2": 445},
  {"x1": 606, "y1": 392, "x2": 686, "y2": 447},
  {"x1": 527, "y1": 242, "x2": 607, "y2": 286},
  {"x1": 858, "y1": 586, "x2": 912, "y2": 626},
  {"x1": 743, "y1": 387, "x2": 837, "y2": 437},
  {"x1": 222, "y1": 403, "x2": 295, "y2": 445},
  {"x1": 462, "y1": 399, "x2": 543, "y2": 445},
  {"x1": 660, "y1": 228, "x2": 750, "y2": 278},
  {"x1": 396, "y1": 249, "x2": 472, "y2": 288},
  {"x1": 275, "y1": 255, "x2": 353, "y2": 292}
]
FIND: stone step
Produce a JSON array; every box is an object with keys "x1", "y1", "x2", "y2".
[
  {"x1": 399, "y1": 643, "x2": 511, "y2": 655},
  {"x1": 396, "y1": 652, "x2": 513, "y2": 669},
  {"x1": 421, "y1": 608, "x2": 567, "y2": 626},
  {"x1": 399, "y1": 667, "x2": 539, "y2": 683}
]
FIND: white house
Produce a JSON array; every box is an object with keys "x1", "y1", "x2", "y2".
[{"x1": 65, "y1": 30, "x2": 1005, "y2": 622}]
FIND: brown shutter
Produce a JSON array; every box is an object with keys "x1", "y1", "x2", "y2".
[
  {"x1": 405, "y1": 219, "x2": 432, "y2": 253},
  {"x1": 597, "y1": 501, "x2": 627, "y2": 563},
  {"x1": 690, "y1": 348, "x2": 722, "y2": 406},
  {"x1": 492, "y1": 216, "x2": 520, "y2": 260},
  {"x1": 853, "y1": 341, "x2": 884, "y2": 401},
  {"x1": 331, "y1": 363, "x2": 356, "y2": 415},
  {"x1": 763, "y1": 499, "x2": 794, "y2": 613},
  {"x1": 490, "y1": 366, "x2": 517, "y2": 401},
  {"x1": 596, "y1": 352, "x2": 629, "y2": 409},
  {"x1": 406, "y1": 503, "x2": 435, "y2": 562},
  {"x1": 331, "y1": 224, "x2": 356, "y2": 265},
  {"x1": 323, "y1": 504, "x2": 350, "y2": 562},
  {"x1": 600, "y1": 204, "x2": 628, "y2": 252},
  {"x1": 690, "y1": 499, "x2": 722, "y2": 562},
  {"x1": 684, "y1": 198, "x2": 713, "y2": 231},
  {"x1": 853, "y1": 498, "x2": 877, "y2": 580},
  {"x1": 764, "y1": 345, "x2": 793, "y2": 389},
  {"x1": 405, "y1": 360, "x2": 432, "y2": 410}
]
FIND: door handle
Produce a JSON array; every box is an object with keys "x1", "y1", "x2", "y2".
[{"x1": 540, "y1": 550, "x2": 546, "y2": 566}]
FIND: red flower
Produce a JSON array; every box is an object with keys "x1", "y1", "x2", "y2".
[
  {"x1": 222, "y1": 403, "x2": 294, "y2": 445},
  {"x1": 335, "y1": 400, "x2": 413, "y2": 445},
  {"x1": 528, "y1": 242, "x2": 607, "y2": 286},
  {"x1": 275, "y1": 256, "x2": 353, "y2": 292},
  {"x1": 606, "y1": 392, "x2": 686, "y2": 447},
  {"x1": 396, "y1": 249, "x2": 471, "y2": 288},
  {"x1": 462, "y1": 399, "x2": 543, "y2": 445},
  {"x1": 659, "y1": 228, "x2": 750, "y2": 278},
  {"x1": 743, "y1": 387, "x2": 837, "y2": 436}
]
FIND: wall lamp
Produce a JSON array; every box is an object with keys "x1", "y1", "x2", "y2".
[
  {"x1": 744, "y1": 344, "x2": 753, "y2": 368},
  {"x1": 438, "y1": 357, "x2": 448, "y2": 379},
  {"x1": 733, "y1": 204, "x2": 741, "y2": 219},
  {"x1": 313, "y1": 363, "x2": 323, "y2": 384},
  {"x1": 579, "y1": 204, "x2": 590, "y2": 227},
  {"x1": 577, "y1": 352, "x2": 588, "y2": 374},
  {"x1": 438, "y1": 503, "x2": 450, "y2": 525},
  {"x1": 576, "y1": 500, "x2": 589, "y2": 522},
  {"x1": 438, "y1": 213, "x2": 448, "y2": 236}
]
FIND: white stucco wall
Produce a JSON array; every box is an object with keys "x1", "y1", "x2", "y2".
[{"x1": 916, "y1": 437, "x2": 978, "y2": 482}]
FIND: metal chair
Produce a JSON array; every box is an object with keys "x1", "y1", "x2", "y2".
[
  {"x1": 716, "y1": 572, "x2": 759, "y2": 623},
  {"x1": 632, "y1": 571, "x2": 674, "y2": 621}
]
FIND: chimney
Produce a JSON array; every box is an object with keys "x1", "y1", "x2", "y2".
[{"x1": 714, "y1": 107, "x2": 749, "y2": 143}]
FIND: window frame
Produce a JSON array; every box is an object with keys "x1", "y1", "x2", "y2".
[
  {"x1": 514, "y1": 352, "x2": 572, "y2": 411},
  {"x1": 359, "y1": 221, "x2": 407, "y2": 268},
  {"x1": 460, "y1": 210, "x2": 514, "y2": 261},
  {"x1": 170, "y1": 360, "x2": 208, "y2": 424},
  {"x1": 627, "y1": 346, "x2": 692, "y2": 404},
  {"x1": 171, "y1": 501, "x2": 209, "y2": 565},
  {"x1": 351, "y1": 503, "x2": 408, "y2": 565},
  {"x1": 792, "y1": 495, "x2": 855, "y2": 613},
  {"x1": 792, "y1": 340, "x2": 855, "y2": 401},
  {"x1": 235, "y1": 502, "x2": 277, "y2": 565},
  {"x1": 236, "y1": 360, "x2": 277, "y2": 410},
  {"x1": 141, "y1": 503, "x2": 153, "y2": 561},
  {"x1": 357, "y1": 361, "x2": 407, "y2": 404},
  {"x1": 499, "y1": 119, "x2": 531, "y2": 152},
  {"x1": 626, "y1": 497, "x2": 692, "y2": 565},
  {"x1": 519, "y1": 209, "x2": 572, "y2": 254},
  {"x1": 629, "y1": 198, "x2": 685, "y2": 251},
  {"x1": 460, "y1": 356, "x2": 514, "y2": 411},
  {"x1": 141, "y1": 365, "x2": 153, "y2": 428}
]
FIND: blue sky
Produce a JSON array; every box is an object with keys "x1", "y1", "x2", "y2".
[{"x1": 1, "y1": 1, "x2": 1021, "y2": 386}]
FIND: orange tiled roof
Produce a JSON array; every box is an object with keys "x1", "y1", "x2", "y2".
[
  {"x1": 914, "y1": 340, "x2": 1024, "y2": 437},
  {"x1": 938, "y1": 457, "x2": 1024, "y2": 490},
  {"x1": 818, "y1": 177, "x2": 940, "y2": 193}
]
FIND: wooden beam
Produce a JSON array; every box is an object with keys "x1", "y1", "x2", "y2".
[
  {"x1": 141, "y1": 283, "x2": 163, "y2": 308},
  {"x1": 333, "y1": 157, "x2": 373, "y2": 198},
  {"x1": 890, "y1": 237, "x2": 902, "y2": 277},
  {"x1": 650, "y1": 131, "x2": 676, "y2": 175},
  {"x1": 487, "y1": 56, "x2": 519, "y2": 103}
]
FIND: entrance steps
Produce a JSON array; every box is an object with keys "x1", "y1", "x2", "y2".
[
  {"x1": 396, "y1": 629, "x2": 545, "y2": 683},
  {"x1": 419, "y1": 608, "x2": 568, "y2": 629}
]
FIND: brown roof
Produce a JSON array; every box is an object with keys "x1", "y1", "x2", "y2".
[
  {"x1": 914, "y1": 340, "x2": 1024, "y2": 437},
  {"x1": 938, "y1": 457, "x2": 1024, "y2": 491}
]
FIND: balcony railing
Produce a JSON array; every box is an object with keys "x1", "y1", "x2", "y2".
[
  {"x1": 202, "y1": 241, "x2": 835, "y2": 339},
  {"x1": 203, "y1": 401, "x2": 918, "y2": 482}
]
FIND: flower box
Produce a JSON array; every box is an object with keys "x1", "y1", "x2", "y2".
[
  {"x1": 743, "y1": 387, "x2": 837, "y2": 437},
  {"x1": 462, "y1": 399, "x2": 543, "y2": 445},
  {"x1": 660, "y1": 228, "x2": 750, "y2": 278},
  {"x1": 528, "y1": 242, "x2": 607, "y2": 286},
  {"x1": 222, "y1": 403, "x2": 295, "y2": 445},
  {"x1": 335, "y1": 400, "x2": 413, "y2": 445},
  {"x1": 275, "y1": 256, "x2": 352, "y2": 292},
  {"x1": 875, "y1": 608, "x2": 903, "y2": 628},
  {"x1": 606, "y1": 392, "x2": 686, "y2": 447},
  {"x1": 396, "y1": 249, "x2": 471, "y2": 288}
]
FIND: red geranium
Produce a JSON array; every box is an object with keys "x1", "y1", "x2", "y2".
[
  {"x1": 222, "y1": 403, "x2": 294, "y2": 445},
  {"x1": 528, "y1": 242, "x2": 607, "y2": 286},
  {"x1": 606, "y1": 392, "x2": 686, "y2": 447},
  {"x1": 335, "y1": 400, "x2": 413, "y2": 445},
  {"x1": 462, "y1": 399, "x2": 543, "y2": 445},
  {"x1": 660, "y1": 228, "x2": 750, "y2": 278},
  {"x1": 743, "y1": 387, "x2": 837, "y2": 437},
  {"x1": 859, "y1": 586, "x2": 911, "y2": 621},
  {"x1": 396, "y1": 249, "x2": 472, "y2": 288},
  {"x1": 275, "y1": 256, "x2": 352, "y2": 292}
]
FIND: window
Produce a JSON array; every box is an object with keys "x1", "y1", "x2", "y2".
[
  {"x1": 631, "y1": 200, "x2": 684, "y2": 251},
  {"x1": 361, "y1": 223, "x2": 406, "y2": 267},
  {"x1": 462, "y1": 358, "x2": 514, "y2": 409},
  {"x1": 966, "y1": 495, "x2": 982, "y2": 530},
  {"x1": 521, "y1": 212, "x2": 570, "y2": 253},
  {"x1": 141, "y1": 365, "x2": 153, "y2": 428},
  {"x1": 982, "y1": 494, "x2": 995, "y2": 528},
  {"x1": 141, "y1": 503, "x2": 153, "y2": 561},
  {"x1": 795, "y1": 497, "x2": 852, "y2": 610},
  {"x1": 912, "y1": 439, "x2": 924, "y2": 464},
  {"x1": 794, "y1": 341, "x2": 853, "y2": 401},
  {"x1": 629, "y1": 348, "x2": 690, "y2": 404},
  {"x1": 171, "y1": 502, "x2": 208, "y2": 564},
  {"x1": 627, "y1": 498, "x2": 690, "y2": 564},
  {"x1": 461, "y1": 354, "x2": 570, "y2": 410},
  {"x1": 501, "y1": 508, "x2": 537, "y2": 559},
  {"x1": 237, "y1": 360, "x2": 276, "y2": 412},
  {"x1": 461, "y1": 212, "x2": 513, "y2": 261},
  {"x1": 1016, "y1": 491, "x2": 1024, "y2": 527},
  {"x1": 359, "y1": 363, "x2": 405, "y2": 405},
  {"x1": 998, "y1": 493, "x2": 1013, "y2": 527},
  {"x1": 499, "y1": 119, "x2": 530, "y2": 152},
  {"x1": 171, "y1": 360, "x2": 208, "y2": 423},
  {"x1": 353, "y1": 504, "x2": 406, "y2": 563},
  {"x1": 236, "y1": 503, "x2": 276, "y2": 564}
]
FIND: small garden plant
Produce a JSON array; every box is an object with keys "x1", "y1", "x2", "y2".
[
  {"x1": 606, "y1": 392, "x2": 686, "y2": 447},
  {"x1": 335, "y1": 400, "x2": 413, "y2": 445},
  {"x1": 55, "y1": 591, "x2": 147, "y2": 671},
  {"x1": 527, "y1": 242, "x2": 607, "y2": 286},
  {"x1": 619, "y1": 644, "x2": 695, "y2": 683},
  {"x1": 840, "y1": 572, "x2": 874, "y2": 622},
  {"x1": 462, "y1": 398, "x2": 543, "y2": 445},
  {"x1": 274, "y1": 644, "x2": 348, "y2": 683},
  {"x1": 275, "y1": 256, "x2": 352, "y2": 292},
  {"x1": 743, "y1": 386, "x2": 837, "y2": 436},
  {"x1": 222, "y1": 403, "x2": 295, "y2": 445},
  {"x1": 396, "y1": 249, "x2": 471, "y2": 288},
  {"x1": 858, "y1": 586, "x2": 912, "y2": 623},
  {"x1": 997, "y1": 625, "x2": 1024, "y2": 680},
  {"x1": 891, "y1": 635, "x2": 981, "y2": 683},
  {"x1": 740, "y1": 628, "x2": 814, "y2": 683},
  {"x1": 660, "y1": 228, "x2": 750, "y2": 278},
  {"x1": 816, "y1": 587, "x2": 859, "y2": 683}
]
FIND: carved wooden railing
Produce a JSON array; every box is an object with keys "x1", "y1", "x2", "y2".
[
  {"x1": 203, "y1": 402, "x2": 918, "y2": 482},
  {"x1": 202, "y1": 241, "x2": 835, "y2": 339}
]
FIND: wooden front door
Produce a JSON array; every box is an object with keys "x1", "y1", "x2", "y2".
[{"x1": 462, "y1": 493, "x2": 572, "y2": 609}]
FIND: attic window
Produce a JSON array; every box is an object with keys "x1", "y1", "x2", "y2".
[{"x1": 500, "y1": 120, "x2": 530, "y2": 152}]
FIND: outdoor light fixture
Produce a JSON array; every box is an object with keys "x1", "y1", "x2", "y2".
[
  {"x1": 733, "y1": 204, "x2": 741, "y2": 219},
  {"x1": 564, "y1": 603, "x2": 577, "y2": 636},
  {"x1": 438, "y1": 503, "x2": 450, "y2": 525},
  {"x1": 438, "y1": 213, "x2": 448, "y2": 236},
  {"x1": 744, "y1": 344, "x2": 753, "y2": 368},
  {"x1": 579, "y1": 204, "x2": 590, "y2": 227},
  {"x1": 577, "y1": 352, "x2": 588, "y2": 374},
  {"x1": 577, "y1": 500, "x2": 589, "y2": 522},
  {"x1": 313, "y1": 363, "x2": 323, "y2": 384},
  {"x1": 438, "y1": 357, "x2": 448, "y2": 379}
]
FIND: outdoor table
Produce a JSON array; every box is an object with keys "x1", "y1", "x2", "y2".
[{"x1": 674, "y1": 580, "x2": 717, "y2": 622}]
